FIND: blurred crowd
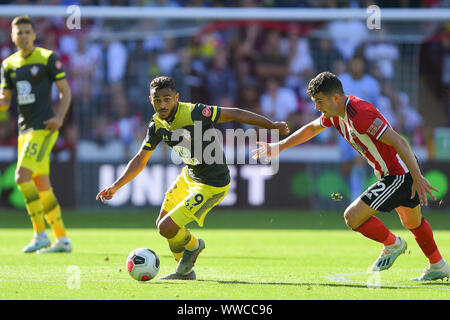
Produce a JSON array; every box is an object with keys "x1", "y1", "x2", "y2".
[
  {"x1": 0, "y1": 0, "x2": 449, "y2": 163},
  {"x1": 0, "y1": 0, "x2": 448, "y2": 7}
]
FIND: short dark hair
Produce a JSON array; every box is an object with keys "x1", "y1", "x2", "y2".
[
  {"x1": 306, "y1": 72, "x2": 344, "y2": 97},
  {"x1": 150, "y1": 76, "x2": 176, "y2": 93},
  {"x1": 11, "y1": 15, "x2": 35, "y2": 31}
]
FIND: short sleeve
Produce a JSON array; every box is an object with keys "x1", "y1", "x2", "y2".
[
  {"x1": 142, "y1": 121, "x2": 162, "y2": 151},
  {"x1": 191, "y1": 103, "x2": 221, "y2": 125},
  {"x1": 319, "y1": 115, "x2": 333, "y2": 128},
  {"x1": 353, "y1": 108, "x2": 389, "y2": 140},
  {"x1": 1, "y1": 62, "x2": 13, "y2": 90},
  {"x1": 46, "y1": 52, "x2": 66, "y2": 81}
]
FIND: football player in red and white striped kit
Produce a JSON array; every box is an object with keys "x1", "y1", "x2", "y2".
[{"x1": 253, "y1": 72, "x2": 449, "y2": 281}]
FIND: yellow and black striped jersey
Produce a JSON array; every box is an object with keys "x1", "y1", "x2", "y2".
[
  {"x1": 1, "y1": 47, "x2": 66, "y2": 134},
  {"x1": 143, "y1": 102, "x2": 230, "y2": 187}
]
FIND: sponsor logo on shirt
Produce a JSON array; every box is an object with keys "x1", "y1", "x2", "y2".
[{"x1": 16, "y1": 80, "x2": 35, "y2": 105}]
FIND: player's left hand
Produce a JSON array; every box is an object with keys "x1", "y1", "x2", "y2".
[
  {"x1": 273, "y1": 121, "x2": 290, "y2": 135},
  {"x1": 411, "y1": 174, "x2": 439, "y2": 206},
  {"x1": 43, "y1": 116, "x2": 63, "y2": 132}
]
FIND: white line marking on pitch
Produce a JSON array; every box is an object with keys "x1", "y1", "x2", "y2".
[{"x1": 328, "y1": 269, "x2": 450, "y2": 290}]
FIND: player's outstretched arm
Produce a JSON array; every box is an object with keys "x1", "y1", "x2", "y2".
[
  {"x1": 44, "y1": 78, "x2": 72, "y2": 132},
  {"x1": 379, "y1": 127, "x2": 439, "y2": 206},
  {"x1": 96, "y1": 149, "x2": 153, "y2": 204},
  {"x1": 0, "y1": 88, "x2": 12, "y2": 111},
  {"x1": 252, "y1": 117, "x2": 327, "y2": 161},
  {"x1": 217, "y1": 107, "x2": 290, "y2": 135}
]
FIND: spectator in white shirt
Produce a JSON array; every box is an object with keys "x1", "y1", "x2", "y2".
[
  {"x1": 328, "y1": 19, "x2": 368, "y2": 61},
  {"x1": 260, "y1": 77, "x2": 298, "y2": 122}
]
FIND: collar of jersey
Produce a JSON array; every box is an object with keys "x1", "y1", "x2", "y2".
[
  {"x1": 343, "y1": 96, "x2": 350, "y2": 121},
  {"x1": 19, "y1": 47, "x2": 36, "y2": 60}
]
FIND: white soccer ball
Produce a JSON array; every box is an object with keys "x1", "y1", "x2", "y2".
[{"x1": 126, "y1": 248, "x2": 160, "y2": 281}]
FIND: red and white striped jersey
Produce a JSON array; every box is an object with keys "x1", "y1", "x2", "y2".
[{"x1": 320, "y1": 95, "x2": 409, "y2": 179}]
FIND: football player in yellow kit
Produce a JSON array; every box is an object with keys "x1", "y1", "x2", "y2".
[
  {"x1": 97, "y1": 76, "x2": 289, "y2": 279},
  {"x1": 0, "y1": 16, "x2": 72, "y2": 253}
]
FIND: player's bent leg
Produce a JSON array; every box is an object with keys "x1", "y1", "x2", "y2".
[
  {"x1": 344, "y1": 197, "x2": 379, "y2": 230},
  {"x1": 158, "y1": 213, "x2": 203, "y2": 271},
  {"x1": 159, "y1": 175, "x2": 229, "y2": 279},
  {"x1": 346, "y1": 198, "x2": 406, "y2": 271},
  {"x1": 157, "y1": 214, "x2": 202, "y2": 280},
  {"x1": 158, "y1": 202, "x2": 206, "y2": 279},
  {"x1": 15, "y1": 167, "x2": 50, "y2": 252},
  {"x1": 396, "y1": 205, "x2": 422, "y2": 230},
  {"x1": 397, "y1": 205, "x2": 449, "y2": 280},
  {"x1": 158, "y1": 214, "x2": 181, "y2": 239},
  {"x1": 157, "y1": 209, "x2": 184, "y2": 262}
]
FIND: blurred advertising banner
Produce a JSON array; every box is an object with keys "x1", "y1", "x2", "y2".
[
  {"x1": 0, "y1": 162, "x2": 76, "y2": 209},
  {"x1": 1, "y1": 161, "x2": 448, "y2": 210},
  {"x1": 79, "y1": 162, "x2": 449, "y2": 210}
]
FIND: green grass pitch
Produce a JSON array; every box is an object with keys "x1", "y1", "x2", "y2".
[{"x1": 0, "y1": 208, "x2": 449, "y2": 300}]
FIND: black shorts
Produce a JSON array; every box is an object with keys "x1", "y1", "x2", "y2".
[{"x1": 360, "y1": 173, "x2": 420, "y2": 212}]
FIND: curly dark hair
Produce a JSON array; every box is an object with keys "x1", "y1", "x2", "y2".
[
  {"x1": 306, "y1": 72, "x2": 344, "y2": 97},
  {"x1": 150, "y1": 76, "x2": 176, "y2": 93}
]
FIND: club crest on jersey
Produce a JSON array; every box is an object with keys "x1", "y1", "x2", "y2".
[
  {"x1": 30, "y1": 65, "x2": 39, "y2": 76},
  {"x1": 202, "y1": 106, "x2": 212, "y2": 117}
]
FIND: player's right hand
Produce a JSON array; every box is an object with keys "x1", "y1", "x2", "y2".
[
  {"x1": 96, "y1": 186, "x2": 117, "y2": 204},
  {"x1": 411, "y1": 174, "x2": 439, "y2": 207},
  {"x1": 251, "y1": 141, "x2": 281, "y2": 162}
]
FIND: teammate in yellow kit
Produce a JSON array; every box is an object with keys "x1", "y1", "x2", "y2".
[{"x1": 0, "y1": 16, "x2": 72, "y2": 253}]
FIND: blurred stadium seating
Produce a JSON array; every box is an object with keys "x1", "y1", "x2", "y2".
[{"x1": 0, "y1": 1, "x2": 449, "y2": 209}]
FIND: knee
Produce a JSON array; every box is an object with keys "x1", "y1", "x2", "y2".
[
  {"x1": 401, "y1": 217, "x2": 422, "y2": 230},
  {"x1": 344, "y1": 207, "x2": 360, "y2": 230},
  {"x1": 15, "y1": 168, "x2": 32, "y2": 185},
  {"x1": 33, "y1": 175, "x2": 51, "y2": 192},
  {"x1": 155, "y1": 210, "x2": 167, "y2": 228},
  {"x1": 157, "y1": 218, "x2": 179, "y2": 239}
]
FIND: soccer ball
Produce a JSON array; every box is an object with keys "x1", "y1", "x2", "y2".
[{"x1": 126, "y1": 248, "x2": 160, "y2": 281}]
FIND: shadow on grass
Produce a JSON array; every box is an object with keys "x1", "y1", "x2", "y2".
[{"x1": 195, "y1": 279, "x2": 423, "y2": 290}]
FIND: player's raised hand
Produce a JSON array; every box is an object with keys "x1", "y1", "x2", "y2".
[
  {"x1": 411, "y1": 174, "x2": 439, "y2": 207},
  {"x1": 43, "y1": 116, "x2": 63, "y2": 132},
  {"x1": 273, "y1": 121, "x2": 290, "y2": 135},
  {"x1": 251, "y1": 141, "x2": 281, "y2": 162},
  {"x1": 96, "y1": 186, "x2": 117, "y2": 204}
]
